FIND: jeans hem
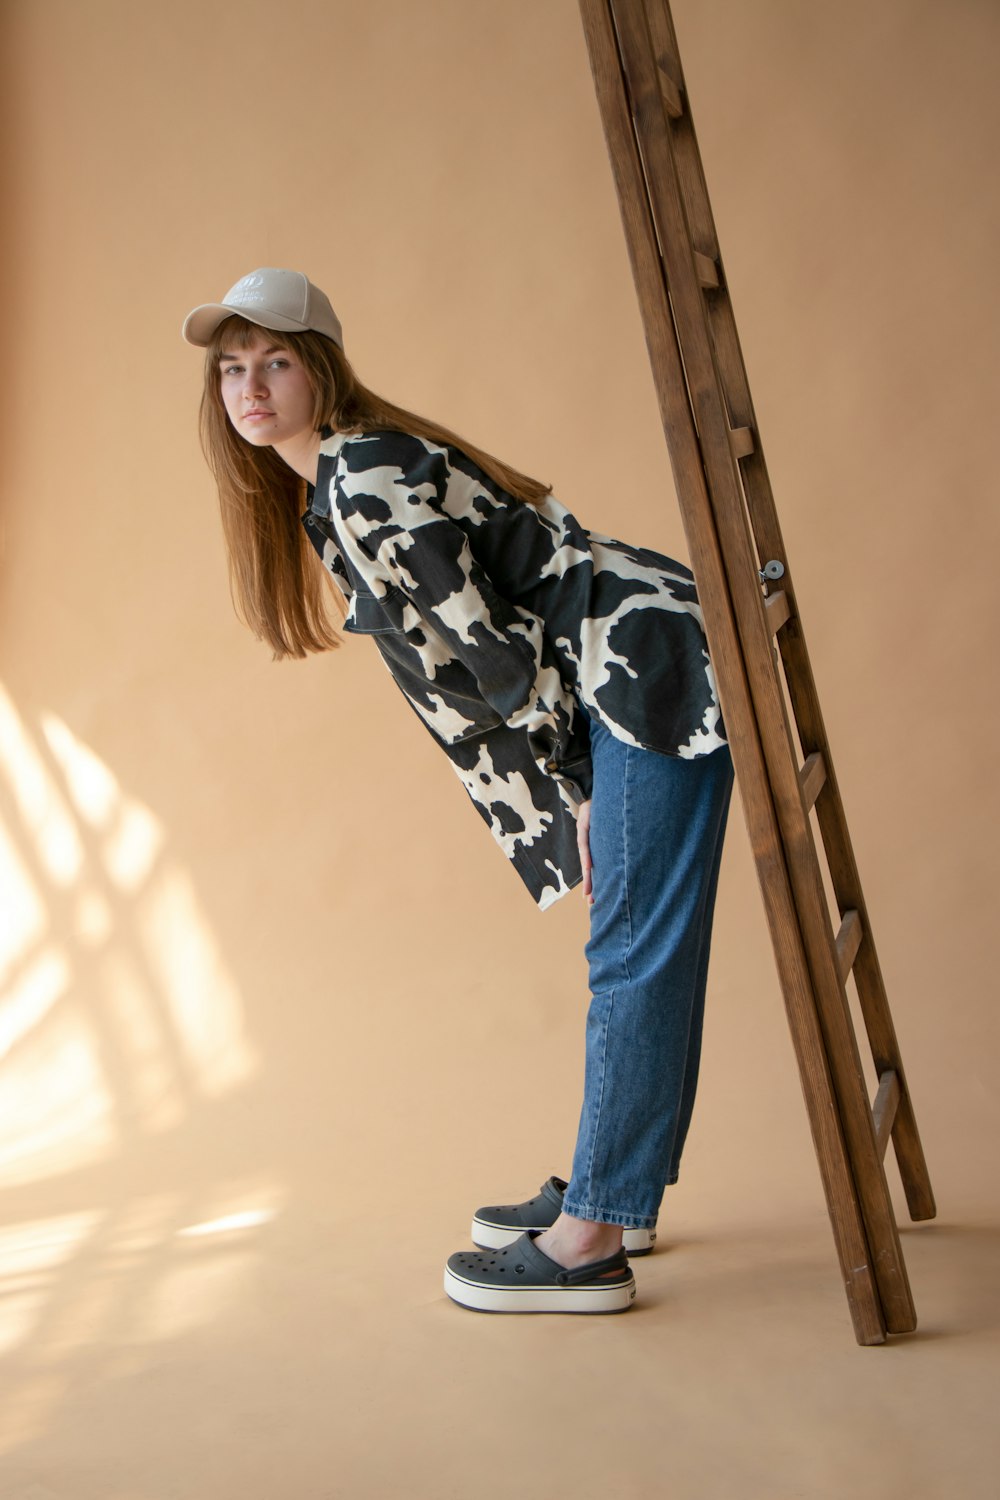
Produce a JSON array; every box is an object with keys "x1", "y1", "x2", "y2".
[{"x1": 561, "y1": 1198, "x2": 659, "y2": 1231}]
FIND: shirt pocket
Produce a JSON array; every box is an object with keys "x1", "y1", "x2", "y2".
[{"x1": 343, "y1": 584, "x2": 407, "y2": 636}]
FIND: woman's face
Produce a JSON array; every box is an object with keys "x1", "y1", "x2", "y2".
[{"x1": 217, "y1": 329, "x2": 316, "y2": 449}]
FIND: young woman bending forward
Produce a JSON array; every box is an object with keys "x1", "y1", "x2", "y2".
[{"x1": 183, "y1": 267, "x2": 734, "y2": 1315}]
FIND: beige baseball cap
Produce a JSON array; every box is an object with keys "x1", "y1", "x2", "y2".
[{"x1": 182, "y1": 267, "x2": 344, "y2": 349}]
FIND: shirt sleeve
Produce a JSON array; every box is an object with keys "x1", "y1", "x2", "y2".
[{"x1": 330, "y1": 436, "x2": 592, "y2": 800}]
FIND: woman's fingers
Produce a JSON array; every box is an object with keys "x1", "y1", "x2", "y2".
[{"x1": 577, "y1": 798, "x2": 594, "y2": 906}]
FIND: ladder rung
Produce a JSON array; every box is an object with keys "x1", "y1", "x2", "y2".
[
  {"x1": 655, "y1": 60, "x2": 683, "y2": 118},
  {"x1": 798, "y1": 751, "x2": 827, "y2": 811},
  {"x1": 835, "y1": 908, "x2": 863, "y2": 986},
  {"x1": 694, "y1": 251, "x2": 719, "y2": 289},
  {"x1": 729, "y1": 425, "x2": 755, "y2": 459},
  {"x1": 764, "y1": 588, "x2": 791, "y2": 634},
  {"x1": 872, "y1": 1070, "x2": 901, "y2": 1158}
]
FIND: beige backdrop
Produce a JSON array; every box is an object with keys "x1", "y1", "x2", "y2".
[{"x1": 1, "y1": 1, "x2": 998, "y2": 1496}]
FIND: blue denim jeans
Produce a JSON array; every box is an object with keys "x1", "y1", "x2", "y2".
[{"x1": 562, "y1": 713, "x2": 735, "y2": 1229}]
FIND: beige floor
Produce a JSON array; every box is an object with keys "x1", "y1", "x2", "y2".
[
  {"x1": 0, "y1": 1060, "x2": 996, "y2": 1499},
  {"x1": 0, "y1": 1197, "x2": 996, "y2": 1500}
]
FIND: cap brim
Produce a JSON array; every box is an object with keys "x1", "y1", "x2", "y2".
[{"x1": 181, "y1": 302, "x2": 307, "y2": 347}]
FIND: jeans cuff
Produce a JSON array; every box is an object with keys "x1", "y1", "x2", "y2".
[{"x1": 561, "y1": 1197, "x2": 659, "y2": 1231}]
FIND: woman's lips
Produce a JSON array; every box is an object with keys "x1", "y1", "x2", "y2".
[{"x1": 243, "y1": 410, "x2": 275, "y2": 420}]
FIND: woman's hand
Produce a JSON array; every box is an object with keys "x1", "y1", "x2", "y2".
[{"x1": 577, "y1": 799, "x2": 594, "y2": 907}]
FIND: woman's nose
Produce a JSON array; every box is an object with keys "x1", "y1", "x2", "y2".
[{"x1": 243, "y1": 368, "x2": 268, "y2": 398}]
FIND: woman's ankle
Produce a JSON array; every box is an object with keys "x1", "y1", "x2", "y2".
[{"x1": 538, "y1": 1212, "x2": 624, "y2": 1262}]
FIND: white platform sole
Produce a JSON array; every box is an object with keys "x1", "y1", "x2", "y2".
[
  {"x1": 471, "y1": 1219, "x2": 657, "y2": 1256},
  {"x1": 444, "y1": 1267, "x2": 636, "y2": 1314}
]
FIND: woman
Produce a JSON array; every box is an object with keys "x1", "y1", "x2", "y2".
[{"x1": 183, "y1": 267, "x2": 734, "y2": 1315}]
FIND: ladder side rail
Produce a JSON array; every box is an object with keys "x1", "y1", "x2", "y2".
[
  {"x1": 643, "y1": 0, "x2": 894, "y2": 1005},
  {"x1": 774, "y1": 610, "x2": 936, "y2": 1221},
  {"x1": 579, "y1": 0, "x2": 888, "y2": 1344},
  {"x1": 607, "y1": 0, "x2": 917, "y2": 1332},
  {"x1": 643, "y1": 0, "x2": 935, "y2": 1225},
  {"x1": 609, "y1": 0, "x2": 809, "y2": 838},
  {"x1": 681, "y1": 268, "x2": 938, "y2": 1224}
]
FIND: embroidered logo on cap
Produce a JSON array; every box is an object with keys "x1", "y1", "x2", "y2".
[{"x1": 229, "y1": 274, "x2": 267, "y2": 305}]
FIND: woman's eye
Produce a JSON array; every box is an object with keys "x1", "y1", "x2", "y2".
[
  {"x1": 222, "y1": 365, "x2": 243, "y2": 376},
  {"x1": 268, "y1": 359, "x2": 289, "y2": 370}
]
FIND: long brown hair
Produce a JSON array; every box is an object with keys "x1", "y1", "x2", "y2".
[{"x1": 199, "y1": 315, "x2": 552, "y2": 659}]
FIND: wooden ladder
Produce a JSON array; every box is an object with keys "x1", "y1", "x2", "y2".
[{"x1": 578, "y1": 0, "x2": 935, "y2": 1344}]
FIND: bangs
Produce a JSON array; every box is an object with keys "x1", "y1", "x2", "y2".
[{"x1": 210, "y1": 314, "x2": 294, "y2": 357}]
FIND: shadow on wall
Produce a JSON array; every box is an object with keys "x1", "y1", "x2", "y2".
[{"x1": 0, "y1": 681, "x2": 282, "y2": 1454}]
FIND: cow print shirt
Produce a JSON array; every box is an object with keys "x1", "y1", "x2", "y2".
[{"x1": 302, "y1": 428, "x2": 728, "y2": 909}]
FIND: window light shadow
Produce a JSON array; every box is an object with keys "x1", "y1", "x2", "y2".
[{"x1": 0, "y1": 682, "x2": 282, "y2": 1454}]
